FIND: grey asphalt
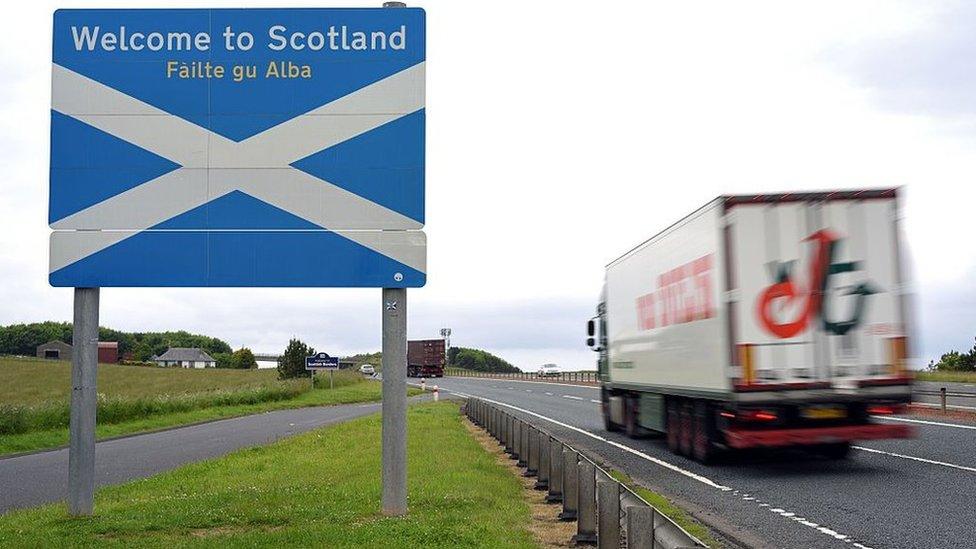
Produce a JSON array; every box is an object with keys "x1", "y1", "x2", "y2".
[
  {"x1": 436, "y1": 376, "x2": 976, "y2": 549},
  {"x1": 0, "y1": 399, "x2": 410, "y2": 514}
]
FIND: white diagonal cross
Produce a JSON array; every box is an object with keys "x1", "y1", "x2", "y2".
[{"x1": 49, "y1": 62, "x2": 425, "y2": 273}]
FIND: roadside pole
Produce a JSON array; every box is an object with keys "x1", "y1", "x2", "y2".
[
  {"x1": 68, "y1": 287, "x2": 99, "y2": 516},
  {"x1": 382, "y1": 287, "x2": 407, "y2": 515}
]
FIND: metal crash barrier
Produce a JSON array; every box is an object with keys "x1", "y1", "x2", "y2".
[{"x1": 464, "y1": 398, "x2": 708, "y2": 549}]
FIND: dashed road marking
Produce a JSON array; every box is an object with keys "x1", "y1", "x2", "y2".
[
  {"x1": 562, "y1": 395, "x2": 584, "y2": 401},
  {"x1": 447, "y1": 389, "x2": 877, "y2": 549},
  {"x1": 590, "y1": 399, "x2": 601, "y2": 404},
  {"x1": 545, "y1": 392, "x2": 553, "y2": 396}
]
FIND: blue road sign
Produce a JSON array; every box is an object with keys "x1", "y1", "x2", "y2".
[
  {"x1": 49, "y1": 8, "x2": 426, "y2": 287},
  {"x1": 306, "y1": 352, "x2": 340, "y2": 370}
]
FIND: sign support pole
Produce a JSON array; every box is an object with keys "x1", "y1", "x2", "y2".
[
  {"x1": 381, "y1": 287, "x2": 407, "y2": 516},
  {"x1": 68, "y1": 287, "x2": 99, "y2": 516}
]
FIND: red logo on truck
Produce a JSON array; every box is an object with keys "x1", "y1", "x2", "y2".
[
  {"x1": 636, "y1": 254, "x2": 714, "y2": 330},
  {"x1": 757, "y1": 230, "x2": 877, "y2": 338}
]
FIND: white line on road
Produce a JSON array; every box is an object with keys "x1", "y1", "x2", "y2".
[
  {"x1": 562, "y1": 395, "x2": 584, "y2": 401},
  {"x1": 446, "y1": 388, "x2": 875, "y2": 549},
  {"x1": 590, "y1": 399, "x2": 601, "y2": 404},
  {"x1": 545, "y1": 392, "x2": 553, "y2": 396},
  {"x1": 872, "y1": 415, "x2": 976, "y2": 431},
  {"x1": 854, "y1": 446, "x2": 976, "y2": 473},
  {"x1": 526, "y1": 389, "x2": 532, "y2": 393}
]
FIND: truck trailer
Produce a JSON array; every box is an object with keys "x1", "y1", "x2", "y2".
[
  {"x1": 407, "y1": 339, "x2": 446, "y2": 378},
  {"x1": 588, "y1": 189, "x2": 914, "y2": 463}
]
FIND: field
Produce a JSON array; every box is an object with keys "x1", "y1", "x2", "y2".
[
  {"x1": 0, "y1": 402, "x2": 536, "y2": 548},
  {"x1": 0, "y1": 357, "x2": 286, "y2": 406},
  {"x1": 0, "y1": 356, "x2": 416, "y2": 456},
  {"x1": 915, "y1": 370, "x2": 976, "y2": 383}
]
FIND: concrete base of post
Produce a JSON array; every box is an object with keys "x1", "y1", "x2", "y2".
[
  {"x1": 558, "y1": 448, "x2": 579, "y2": 521},
  {"x1": 572, "y1": 460, "x2": 597, "y2": 545},
  {"x1": 597, "y1": 480, "x2": 620, "y2": 549},
  {"x1": 626, "y1": 506, "x2": 654, "y2": 548}
]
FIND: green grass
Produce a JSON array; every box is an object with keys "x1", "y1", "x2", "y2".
[
  {"x1": 0, "y1": 356, "x2": 290, "y2": 406},
  {"x1": 608, "y1": 470, "x2": 719, "y2": 547},
  {"x1": 0, "y1": 402, "x2": 536, "y2": 548},
  {"x1": 0, "y1": 363, "x2": 421, "y2": 456},
  {"x1": 915, "y1": 370, "x2": 976, "y2": 383}
]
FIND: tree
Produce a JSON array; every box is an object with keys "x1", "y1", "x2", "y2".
[
  {"x1": 213, "y1": 352, "x2": 234, "y2": 369},
  {"x1": 930, "y1": 337, "x2": 976, "y2": 372},
  {"x1": 278, "y1": 338, "x2": 315, "y2": 379},
  {"x1": 449, "y1": 347, "x2": 520, "y2": 373},
  {"x1": 232, "y1": 348, "x2": 258, "y2": 369}
]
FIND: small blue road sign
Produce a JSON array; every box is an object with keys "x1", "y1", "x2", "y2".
[
  {"x1": 49, "y1": 8, "x2": 426, "y2": 287},
  {"x1": 306, "y1": 352, "x2": 340, "y2": 370}
]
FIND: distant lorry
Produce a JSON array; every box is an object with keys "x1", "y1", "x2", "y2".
[
  {"x1": 408, "y1": 339, "x2": 446, "y2": 378},
  {"x1": 588, "y1": 189, "x2": 914, "y2": 463}
]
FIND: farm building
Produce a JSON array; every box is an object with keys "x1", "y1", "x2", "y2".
[
  {"x1": 154, "y1": 347, "x2": 217, "y2": 368},
  {"x1": 98, "y1": 342, "x2": 119, "y2": 363},
  {"x1": 36, "y1": 340, "x2": 72, "y2": 361}
]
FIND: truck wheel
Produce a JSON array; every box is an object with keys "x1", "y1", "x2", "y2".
[
  {"x1": 692, "y1": 400, "x2": 715, "y2": 464},
  {"x1": 666, "y1": 399, "x2": 681, "y2": 454},
  {"x1": 624, "y1": 397, "x2": 640, "y2": 438},
  {"x1": 602, "y1": 390, "x2": 621, "y2": 432},
  {"x1": 679, "y1": 401, "x2": 693, "y2": 456},
  {"x1": 818, "y1": 442, "x2": 851, "y2": 460}
]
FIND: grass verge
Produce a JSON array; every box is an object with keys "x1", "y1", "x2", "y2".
[
  {"x1": 0, "y1": 380, "x2": 422, "y2": 457},
  {"x1": 0, "y1": 402, "x2": 536, "y2": 548},
  {"x1": 608, "y1": 469, "x2": 720, "y2": 547},
  {"x1": 914, "y1": 370, "x2": 976, "y2": 383}
]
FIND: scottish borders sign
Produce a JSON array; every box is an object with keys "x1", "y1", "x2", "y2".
[
  {"x1": 306, "y1": 352, "x2": 340, "y2": 371},
  {"x1": 49, "y1": 8, "x2": 426, "y2": 287}
]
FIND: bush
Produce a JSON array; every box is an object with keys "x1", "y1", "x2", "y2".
[
  {"x1": 278, "y1": 339, "x2": 314, "y2": 379},
  {"x1": 448, "y1": 347, "x2": 519, "y2": 373},
  {"x1": 930, "y1": 337, "x2": 976, "y2": 372}
]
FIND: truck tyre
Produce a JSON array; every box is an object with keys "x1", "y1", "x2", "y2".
[
  {"x1": 692, "y1": 400, "x2": 715, "y2": 464},
  {"x1": 679, "y1": 401, "x2": 693, "y2": 456},
  {"x1": 602, "y1": 389, "x2": 621, "y2": 432},
  {"x1": 818, "y1": 442, "x2": 852, "y2": 460},
  {"x1": 624, "y1": 397, "x2": 640, "y2": 438},
  {"x1": 666, "y1": 399, "x2": 681, "y2": 454}
]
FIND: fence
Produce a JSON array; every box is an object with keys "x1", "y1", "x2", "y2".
[
  {"x1": 464, "y1": 398, "x2": 707, "y2": 549},
  {"x1": 914, "y1": 387, "x2": 976, "y2": 413},
  {"x1": 446, "y1": 368, "x2": 599, "y2": 384}
]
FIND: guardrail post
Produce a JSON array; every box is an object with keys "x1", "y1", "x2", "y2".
[
  {"x1": 559, "y1": 448, "x2": 579, "y2": 521},
  {"x1": 524, "y1": 426, "x2": 539, "y2": 477},
  {"x1": 505, "y1": 412, "x2": 515, "y2": 455},
  {"x1": 597, "y1": 480, "x2": 620, "y2": 549},
  {"x1": 534, "y1": 433, "x2": 550, "y2": 490},
  {"x1": 490, "y1": 406, "x2": 496, "y2": 437},
  {"x1": 626, "y1": 506, "x2": 653, "y2": 548},
  {"x1": 573, "y1": 460, "x2": 597, "y2": 545},
  {"x1": 941, "y1": 387, "x2": 947, "y2": 413},
  {"x1": 516, "y1": 420, "x2": 527, "y2": 466},
  {"x1": 546, "y1": 440, "x2": 564, "y2": 503}
]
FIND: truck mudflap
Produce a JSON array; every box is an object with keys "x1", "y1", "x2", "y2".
[{"x1": 723, "y1": 423, "x2": 915, "y2": 449}]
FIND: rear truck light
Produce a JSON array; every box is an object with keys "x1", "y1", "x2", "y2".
[
  {"x1": 722, "y1": 423, "x2": 915, "y2": 449},
  {"x1": 867, "y1": 403, "x2": 905, "y2": 415},
  {"x1": 721, "y1": 409, "x2": 778, "y2": 422}
]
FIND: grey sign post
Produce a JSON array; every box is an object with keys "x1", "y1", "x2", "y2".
[
  {"x1": 68, "y1": 287, "x2": 99, "y2": 516},
  {"x1": 382, "y1": 288, "x2": 408, "y2": 515}
]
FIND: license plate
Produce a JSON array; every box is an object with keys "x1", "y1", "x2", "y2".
[{"x1": 801, "y1": 405, "x2": 847, "y2": 420}]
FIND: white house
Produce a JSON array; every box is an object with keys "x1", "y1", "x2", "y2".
[{"x1": 154, "y1": 347, "x2": 217, "y2": 368}]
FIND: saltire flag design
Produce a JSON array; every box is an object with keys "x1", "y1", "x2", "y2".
[{"x1": 49, "y1": 8, "x2": 426, "y2": 287}]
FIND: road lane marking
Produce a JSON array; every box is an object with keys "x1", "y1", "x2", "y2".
[
  {"x1": 545, "y1": 392, "x2": 553, "y2": 396},
  {"x1": 447, "y1": 388, "x2": 876, "y2": 548},
  {"x1": 526, "y1": 389, "x2": 532, "y2": 393},
  {"x1": 562, "y1": 395, "x2": 584, "y2": 401},
  {"x1": 445, "y1": 376, "x2": 597, "y2": 390},
  {"x1": 873, "y1": 415, "x2": 976, "y2": 431},
  {"x1": 854, "y1": 446, "x2": 976, "y2": 473},
  {"x1": 590, "y1": 399, "x2": 601, "y2": 404}
]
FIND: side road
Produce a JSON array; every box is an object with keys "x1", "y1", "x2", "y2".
[{"x1": 0, "y1": 395, "x2": 431, "y2": 514}]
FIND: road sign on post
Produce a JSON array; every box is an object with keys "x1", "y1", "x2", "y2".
[
  {"x1": 305, "y1": 353, "x2": 340, "y2": 371},
  {"x1": 49, "y1": 8, "x2": 426, "y2": 287},
  {"x1": 49, "y1": 7, "x2": 425, "y2": 516}
]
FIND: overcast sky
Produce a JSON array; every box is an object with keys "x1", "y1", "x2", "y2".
[{"x1": 1, "y1": 1, "x2": 973, "y2": 370}]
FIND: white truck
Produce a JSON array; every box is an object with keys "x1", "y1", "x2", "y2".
[{"x1": 587, "y1": 189, "x2": 914, "y2": 463}]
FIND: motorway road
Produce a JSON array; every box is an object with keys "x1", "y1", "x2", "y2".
[
  {"x1": 0, "y1": 399, "x2": 408, "y2": 514},
  {"x1": 435, "y1": 376, "x2": 976, "y2": 549}
]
